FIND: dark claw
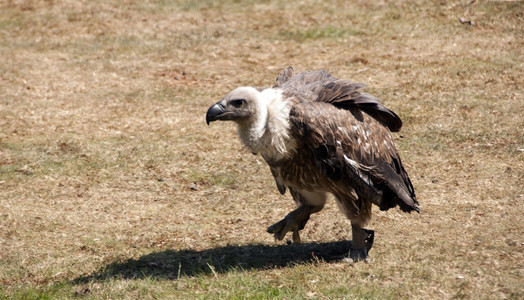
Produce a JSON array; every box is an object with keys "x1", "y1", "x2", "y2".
[
  {"x1": 267, "y1": 213, "x2": 302, "y2": 243},
  {"x1": 267, "y1": 219, "x2": 286, "y2": 235},
  {"x1": 364, "y1": 229, "x2": 374, "y2": 251},
  {"x1": 345, "y1": 228, "x2": 374, "y2": 263},
  {"x1": 348, "y1": 247, "x2": 369, "y2": 263}
]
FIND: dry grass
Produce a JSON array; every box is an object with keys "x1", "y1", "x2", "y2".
[{"x1": 0, "y1": 0, "x2": 522, "y2": 298}]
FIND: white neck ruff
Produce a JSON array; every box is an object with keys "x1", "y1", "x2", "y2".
[{"x1": 237, "y1": 88, "x2": 295, "y2": 160}]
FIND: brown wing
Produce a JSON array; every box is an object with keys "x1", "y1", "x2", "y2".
[
  {"x1": 278, "y1": 68, "x2": 402, "y2": 132},
  {"x1": 277, "y1": 68, "x2": 335, "y2": 102},
  {"x1": 289, "y1": 101, "x2": 418, "y2": 213},
  {"x1": 315, "y1": 80, "x2": 402, "y2": 132}
]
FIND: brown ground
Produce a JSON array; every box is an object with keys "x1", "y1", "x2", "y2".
[{"x1": 0, "y1": 0, "x2": 522, "y2": 298}]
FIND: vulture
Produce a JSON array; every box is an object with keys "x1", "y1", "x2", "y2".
[{"x1": 206, "y1": 67, "x2": 418, "y2": 262}]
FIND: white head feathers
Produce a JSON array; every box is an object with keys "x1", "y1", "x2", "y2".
[{"x1": 232, "y1": 87, "x2": 294, "y2": 159}]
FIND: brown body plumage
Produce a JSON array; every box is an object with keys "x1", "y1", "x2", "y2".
[{"x1": 206, "y1": 67, "x2": 418, "y2": 261}]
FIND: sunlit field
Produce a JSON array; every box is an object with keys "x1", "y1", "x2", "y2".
[{"x1": 1, "y1": 0, "x2": 522, "y2": 298}]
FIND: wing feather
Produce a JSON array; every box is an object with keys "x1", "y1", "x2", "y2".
[
  {"x1": 315, "y1": 80, "x2": 402, "y2": 132},
  {"x1": 278, "y1": 69, "x2": 334, "y2": 102},
  {"x1": 273, "y1": 66, "x2": 295, "y2": 88},
  {"x1": 289, "y1": 102, "x2": 418, "y2": 212},
  {"x1": 278, "y1": 69, "x2": 403, "y2": 132}
]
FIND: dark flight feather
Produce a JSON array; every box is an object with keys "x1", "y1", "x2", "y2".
[{"x1": 277, "y1": 68, "x2": 403, "y2": 132}]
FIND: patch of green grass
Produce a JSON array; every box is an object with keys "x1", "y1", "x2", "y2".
[
  {"x1": 0, "y1": 137, "x2": 135, "y2": 182},
  {"x1": 279, "y1": 25, "x2": 362, "y2": 41},
  {"x1": 152, "y1": 85, "x2": 207, "y2": 105},
  {"x1": 45, "y1": 258, "x2": 394, "y2": 299},
  {"x1": 0, "y1": 164, "x2": 21, "y2": 179},
  {"x1": 3, "y1": 282, "x2": 74, "y2": 300},
  {"x1": 0, "y1": 142, "x2": 31, "y2": 181},
  {"x1": 0, "y1": 12, "x2": 26, "y2": 31},
  {"x1": 68, "y1": 35, "x2": 150, "y2": 57},
  {"x1": 183, "y1": 170, "x2": 238, "y2": 189},
  {"x1": 152, "y1": 0, "x2": 271, "y2": 12},
  {"x1": 208, "y1": 173, "x2": 237, "y2": 187}
]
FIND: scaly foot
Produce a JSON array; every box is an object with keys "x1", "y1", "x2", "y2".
[
  {"x1": 267, "y1": 207, "x2": 311, "y2": 243},
  {"x1": 345, "y1": 229, "x2": 374, "y2": 263}
]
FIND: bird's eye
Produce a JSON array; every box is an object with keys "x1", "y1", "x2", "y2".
[{"x1": 230, "y1": 99, "x2": 246, "y2": 108}]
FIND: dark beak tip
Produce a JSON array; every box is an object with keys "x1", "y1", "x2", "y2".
[{"x1": 206, "y1": 102, "x2": 225, "y2": 125}]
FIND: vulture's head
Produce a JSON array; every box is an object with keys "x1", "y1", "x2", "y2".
[
  {"x1": 206, "y1": 86, "x2": 290, "y2": 155},
  {"x1": 206, "y1": 87, "x2": 266, "y2": 126}
]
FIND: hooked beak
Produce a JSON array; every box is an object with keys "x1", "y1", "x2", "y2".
[{"x1": 206, "y1": 101, "x2": 226, "y2": 125}]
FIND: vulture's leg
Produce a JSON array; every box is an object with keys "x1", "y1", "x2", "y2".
[
  {"x1": 334, "y1": 194, "x2": 374, "y2": 262},
  {"x1": 267, "y1": 204, "x2": 322, "y2": 243},
  {"x1": 267, "y1": 189, "x2": 327, "y2": 243},
  {"x1": 348, "y1": 224, "x2": 374, "y2": 262}
]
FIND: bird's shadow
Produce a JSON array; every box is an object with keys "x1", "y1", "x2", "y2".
[{"x1": 73, "y1": 240, "x2": 353, "y2": 283}]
